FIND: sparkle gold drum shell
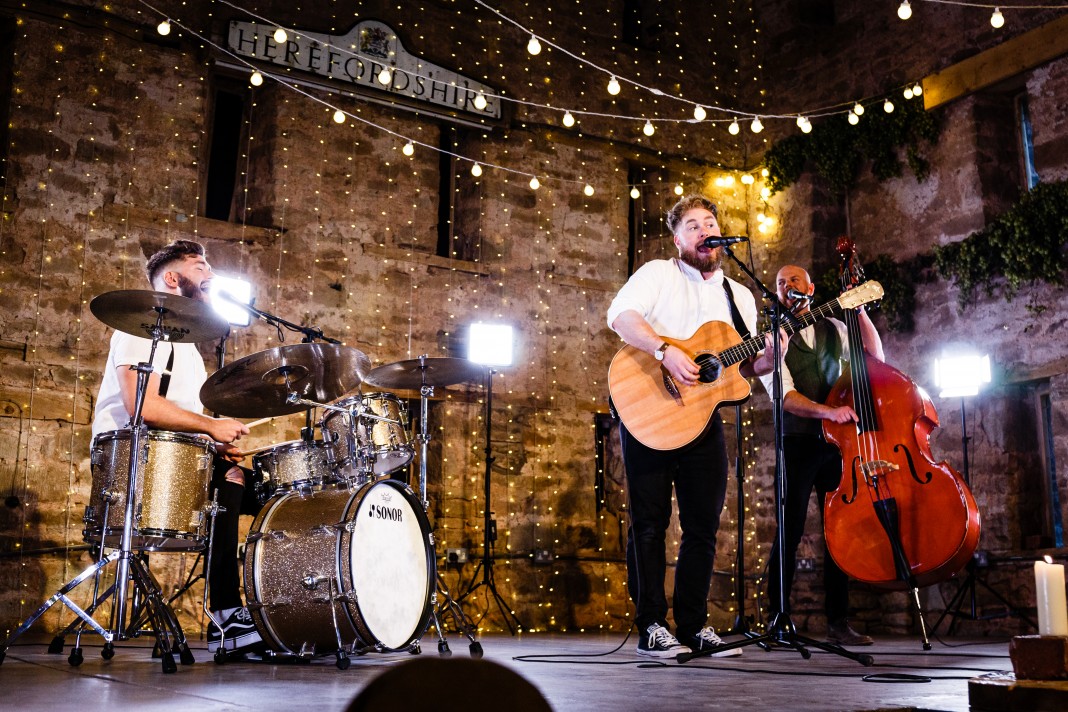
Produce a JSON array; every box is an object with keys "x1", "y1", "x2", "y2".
[
  {"x1": 252, "y1": 440, "x2": 332, "y2": 498},
  {"x1": 83, "y1": 429, "x2": 214, "y2": 551},
  {"x1": 321, "y1": 393, "x2": 414, "y2": 482},
  {"x1": 244, "y1": 479, "x2": 434, "y2": 657}
]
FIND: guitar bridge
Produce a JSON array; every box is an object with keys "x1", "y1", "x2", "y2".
[{"x1": 661, "y1": 366, "x2": 684, "y2": 406}]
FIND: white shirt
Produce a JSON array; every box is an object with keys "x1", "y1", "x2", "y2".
[
  {"x1": 92, "y1": 330, "x2": 208, "y2": 438},
  {"x1": 757, "y1": 317, "x2": 849, "y2": 399},
  {"x1": 606, "y1": 258, "x2": 758, "y2": 340}
]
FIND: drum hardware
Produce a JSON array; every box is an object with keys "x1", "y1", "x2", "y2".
[
  {"x1": 0, "y1": 291, "x2": 227, "y2": 671},
  {"x1": 363, "y1": 355, "x2": 487, "y2": 657}
]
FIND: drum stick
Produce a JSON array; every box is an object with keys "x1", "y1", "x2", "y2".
[
  {"x1": 231, "y1": 442, "x2": 283, "y2": 458},
  {"x1": 244, "y1": 416, "x2": 275, "y2": 430}
]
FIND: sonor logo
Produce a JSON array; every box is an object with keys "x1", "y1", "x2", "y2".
[{"x1": 369, "y1": 504, "x2": 404, "y2": 522}]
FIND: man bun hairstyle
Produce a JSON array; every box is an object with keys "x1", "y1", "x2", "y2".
[
  {"x1": 665, "y1": 195, "x2": 718, "y2": 234},
  {"x1": 146, "y1": 240, "x2": 205, "y2": 287}
]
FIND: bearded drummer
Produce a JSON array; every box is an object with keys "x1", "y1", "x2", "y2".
[{"x1": 91, "y1": 239, "x2": 262, "y2": 655}]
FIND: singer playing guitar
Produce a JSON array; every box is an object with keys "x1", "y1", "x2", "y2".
[{"x1": 606, "y1": 194, "x2": 784, "y2": 658}]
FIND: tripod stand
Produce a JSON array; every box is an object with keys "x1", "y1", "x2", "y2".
[
  {"x1": 679, "y1": 248, "x2": 873, "y2": 666},
  {"x1": 930, "y1": 398, "x2": 1035, "y2": 635},
  {"x1": 0, "y1": 291, "x2": 225, "y2": 671},
  {"x1": 456, "y1": 368, "x2": 524, "y2": 634}
]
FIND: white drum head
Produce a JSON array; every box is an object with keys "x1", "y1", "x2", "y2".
[{"x1": 349, "y1": 481, "x2": 431, "y2": 649}]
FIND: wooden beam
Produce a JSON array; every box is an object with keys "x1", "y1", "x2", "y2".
[{"x1": 923, "y1": 14, "x2": 1068, "y2": 109}]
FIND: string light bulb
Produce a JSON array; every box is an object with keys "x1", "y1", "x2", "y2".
[
  {"x1": 529, "y1": 176, "x2": 540, "y2": 190},
  {"x1": 991, "y1": 8, "x2": 1005, "y2": 28},
  {"x1": 796, "y1": 116, "x2": 812, "y2": 133},
  {"x1": 674, "y1": 184, "x2": 684, "y2": 196},
  {"x1": 897, "y1": 1, "x2": 912, "y2": 20},
  {"x1": 848, "y1": 110, "x2": 860, "y2": 125},
  {"x1": 402, "y1": 141, "x2": 414, "y2": 156},
  {"x1": 378, "y1": 67, "x2": 393, "y2": 85},
  {"x1": 473, "y1": 92, "x2": 488, "y2": 110},
  {"x1": 250, "y1": 70, "x2": 264, "y2": 86},
  {"x1": 273, "y1": 28, "x2": 288, "y2": 43},
  {"x1": 693, "y1": 105, "x2": 707, "y2": 121},
  {"x1": 157, "y1": 19, "x2": 171, "y2": 36},
  {"x1": 629, "y1": 186, "x2": 640, "y2": 200},
  {"x1": 607, "y1": 76, "x2": 621, "y2": 95},
  {"x1": 562, "y1": 111, "x2": 575, "y2": 127},
  {"x1": 884, "y1": 99, "x2": 895, "y2": 113},
  {"x1": 728, "y1": 120, "x2": 740, "y2": 135},
  {"x1": 333, "y1": 109, "x2": 346, "y2": 124},
  {"x1": 913, "y1": 82, "x2": 923, "y2": 96},
  {"x1": 904, "y1": 86, "x2": 914, "y2": 100},
  {"x1": 750, "y1": 117, "x2": 764, "y2": 133},
  {"x1": 471, "y1": 163, "x2": 483, "y2": 177},
  {"x1": 642, "y1": 120, "x2": 655, "y2": 136},
  {"x1": 527, "y1": 35, "x2": 542, "y2": 55},
  {"x1": 583, "y1": 184, "x2": 594, "y2": 197},
  {"x1": 853, "y1": 102, "x2": 864, "y2": 116},
  {"x1": 741, "y1": 174, "x2": 755, "y2": 185}
]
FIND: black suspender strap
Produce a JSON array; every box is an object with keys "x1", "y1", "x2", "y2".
[
  {"x1": 722, "y1": 281, "x2": 752, "y2": 339},
  {"x1": 158, "y1": 345, "x2": 175, "y2": 398}
]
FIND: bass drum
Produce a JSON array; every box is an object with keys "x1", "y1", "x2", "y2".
[{"x1": 244, "y1": 479, "x2": 433, "y2": 656}]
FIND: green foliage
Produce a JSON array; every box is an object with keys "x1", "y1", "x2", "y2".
[
  {"x1": 933, "y1": 180, "x2": 1068, "y2": 307},
  {"x1": 763, "y1": 96, "x2": 941, "y2": 195}
]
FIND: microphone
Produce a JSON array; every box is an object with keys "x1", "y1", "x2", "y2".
[
  {"x1": 701, "y1": 236, "x2": 748, "y2": 248},
  {"x1": 785, "y1": 288, "x2": 812, "y2": 302}
]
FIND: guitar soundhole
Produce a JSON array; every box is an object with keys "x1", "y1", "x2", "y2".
[{"x1": 695, "y1": 353, "x2": 722, "y2": 384}]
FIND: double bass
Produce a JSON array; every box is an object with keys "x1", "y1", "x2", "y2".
[{"x1": 821, "y1": 237, "x2": 981, "y2": 644}]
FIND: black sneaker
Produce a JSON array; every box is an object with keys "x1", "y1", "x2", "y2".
[
  {"x1": 636, "y1": 623, "x2": 689, "y2": 658},
  {"x1": 207, "y1": 607, "x2": 263, "y2": 652},
  {"x1": 688, "y1": 626, "x2": 742, "y2": 657}
]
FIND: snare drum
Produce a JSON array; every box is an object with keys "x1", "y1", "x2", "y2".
[
  {"x1": 252, "y1": 440, "x2": 332, "y2": 499},
  {"x1": 244, "y1": 479, "x2": 433, "y2": 656},
  {"x1": 321, "y1": 393, "x2": 414, "y2": 481},
  {"x1": 83, "y1": 428, "x2": 214, "y2": 551}
]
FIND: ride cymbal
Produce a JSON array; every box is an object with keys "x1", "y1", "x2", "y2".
[{"x1": 363, "y1": 357, "x2": 484, "y2": 390}]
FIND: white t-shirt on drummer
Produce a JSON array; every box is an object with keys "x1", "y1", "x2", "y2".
[{"x1": 92, "y1": 330, "x2": 207, "y2": 439}]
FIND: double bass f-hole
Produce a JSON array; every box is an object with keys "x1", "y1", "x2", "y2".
[{"x1": 893, "y1": 443, "x2": 933, "y2": 485}]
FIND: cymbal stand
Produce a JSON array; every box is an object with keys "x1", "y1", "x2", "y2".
[
  {"x1": 413, "y1": 354, "x2": 482, "y2": 657},
  {"x1": 0, "y1": 311, "x2": 194, "y2": 672}
]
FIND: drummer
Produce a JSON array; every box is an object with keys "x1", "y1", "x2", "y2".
[{"x1": 91, "y1": 239, "x2": 262, "y2": 656}]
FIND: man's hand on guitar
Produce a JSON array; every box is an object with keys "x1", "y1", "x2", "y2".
[
  {"x1": 662, "y1": 344, "x2": 701, "y2": 386},
  {"x1": 742, "y1": 328, "x2": 789, "y2": 378}
]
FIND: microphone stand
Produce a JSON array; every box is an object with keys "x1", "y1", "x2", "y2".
[{"x1": 677, "y1": 245, "x2": 873, "y2": 667}]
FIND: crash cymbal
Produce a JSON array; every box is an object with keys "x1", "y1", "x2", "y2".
[
  {"x1": 363, "y1": 357, "x2": 485, "y2": 390},
  {"x1": 200, "y1": 343, "x2": 372, "y2": 417},
  {"x1": 90, "y1": 290, "x2": 230, "y2": 343}
]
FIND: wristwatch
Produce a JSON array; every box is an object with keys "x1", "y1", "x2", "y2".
[{"x1": 653, "y1": 342, "x2": 670, "y2": 361}]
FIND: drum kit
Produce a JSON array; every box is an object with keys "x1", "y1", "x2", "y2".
[{"x1": 0, "y1": 289, "x2": 485, "y2": 672}]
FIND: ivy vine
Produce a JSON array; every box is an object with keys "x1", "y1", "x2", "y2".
[
  {"x1": 933, "y1": 180, "x2": 1068, "y2": 308},
  {"x1": 763, "y1": 95, "x2": 942, "y2": 195}
]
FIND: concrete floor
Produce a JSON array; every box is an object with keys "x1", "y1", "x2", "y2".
[{"x1": 0, "y1": 630, "x2": 1010, "y2": 711}]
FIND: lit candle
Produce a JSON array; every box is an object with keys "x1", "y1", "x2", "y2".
[{"x1": 1035, "y1": 555, "x2": 1068, "y2": 636}]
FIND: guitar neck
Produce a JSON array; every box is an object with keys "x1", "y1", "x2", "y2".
[{"x1": 719, "y1": 299, "x2": 843, "y2": 367}]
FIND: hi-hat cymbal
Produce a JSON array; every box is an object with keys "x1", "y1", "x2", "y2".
[
  {"x1": 201, "y1": 343, "x2": 372, "y2": 417},
  {"x1": 363, "y1": 357, "x2": 485, "y2": 390},
  {"x1": 90, "y1": 290, "x2": 230, "y2": 343}
]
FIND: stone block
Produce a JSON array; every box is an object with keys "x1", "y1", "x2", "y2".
[{"x1": 1010, "y1": 635, "x2": 1068, "y2": 680}]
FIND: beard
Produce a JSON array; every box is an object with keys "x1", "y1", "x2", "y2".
[
  {"x1": 679, "y1": 246, "x2": 723, "y2": 274},
  {"x1": 176, "y1": 274, "x2": 208, "y2": 302}
]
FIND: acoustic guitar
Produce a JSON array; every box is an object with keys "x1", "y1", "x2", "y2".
[{"x1": 607, "y1": 281, "x2": 884, "y2": 450}]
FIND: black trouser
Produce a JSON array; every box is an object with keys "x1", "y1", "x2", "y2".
[
  {"x1": 767, "y1": 435, "x2": 850, "y2": 623},
  {"x1": 621, "y1": 415, "x2": 728, "y2": 641},
  {"x1": 207, "y1": 457, "x2": 262, "y2": 612}
]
